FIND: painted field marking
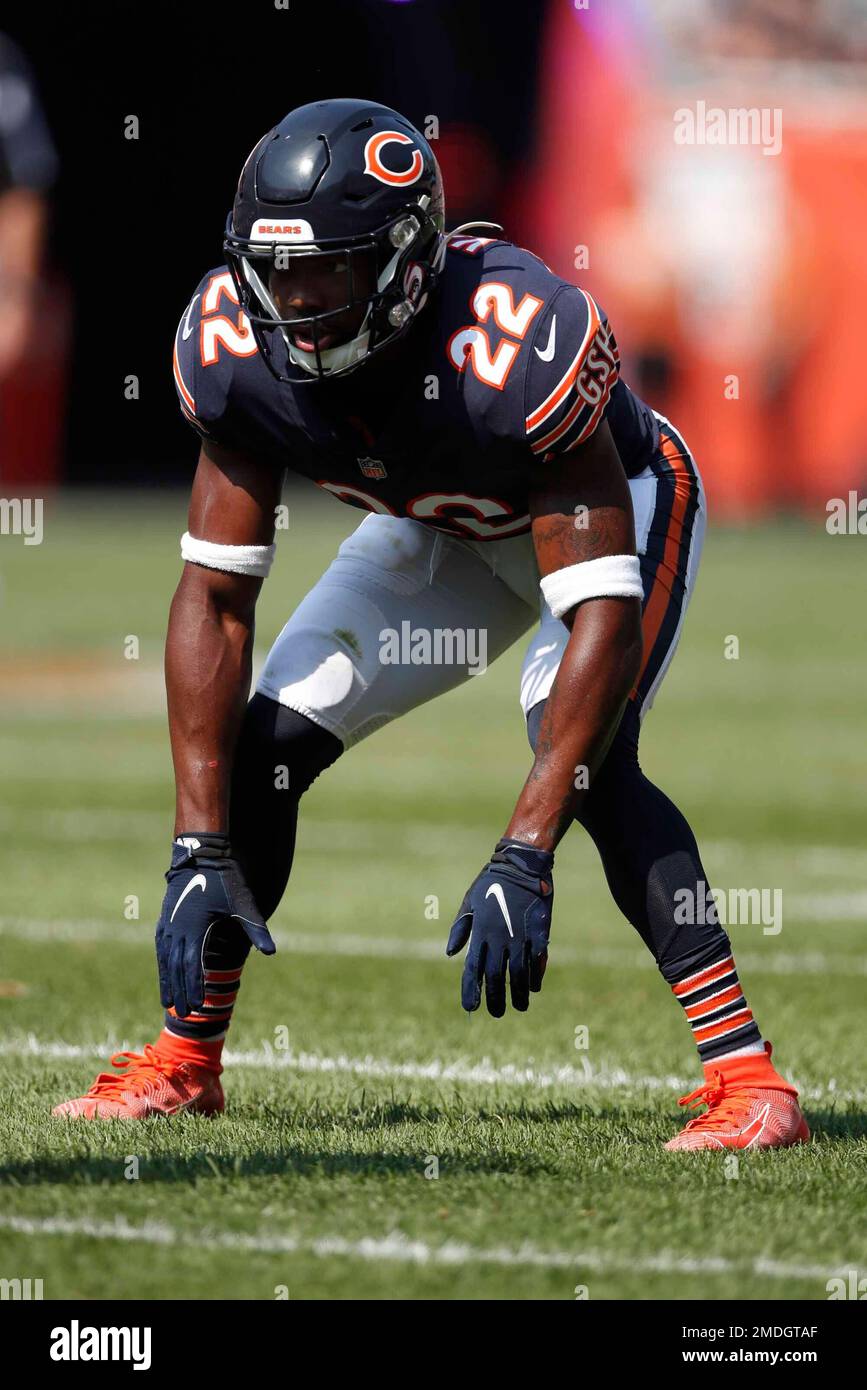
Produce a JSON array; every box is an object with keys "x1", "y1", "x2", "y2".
[{"x1": 0, "y1": 1213, "x2": 854, "y2": 1284}]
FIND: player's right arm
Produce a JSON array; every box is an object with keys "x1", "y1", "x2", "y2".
[
  {"x1": 165, "y1": 437, "x2": 281, "y2": 834},
  {"x1": 168, "y1": 269, "x2": 282, "y2": 832},
  {"x1": 160, "y1": 277, "x2": 283, "y2": 1015},
  {"x1": 157, "y1": 439, "x2": 282, "y2": 1017}
]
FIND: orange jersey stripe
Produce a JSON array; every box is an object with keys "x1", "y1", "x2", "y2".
[
  {"x1": 532, "y1": 321, "x2": 619, "y2": 454},
  {"x1": 173, "y1": 339, "x2": 196, "y2": 413},
  {"x1": 525, "y1": 290, "x2": 601, "y2": 434},
  {"x1": 531, "y1": 389, "x2": 586, "y2": 454},
  {"x1": 631, "y1": 437, "x2": 695, "y2": 698}
]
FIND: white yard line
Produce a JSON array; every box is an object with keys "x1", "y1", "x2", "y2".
[
  {"x1": 0, "y1": 1213, "x2": 852, "y2": 1283},
  {"x1": 783, "y1": 892, "x2": 867, "y2": 920},
  {"x1": 2, "y1": 1034, "x2": 863, "y2": 1104},
  {"x1": 2, "y1": 803, "x2": 867, "y2": 877},
  {"x1": 1, "y1": 914, "x2": 865, "y2": 977}
]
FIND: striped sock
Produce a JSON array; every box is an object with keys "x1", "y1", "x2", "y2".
[
  {"x1": 670, "y1": 952, "x2": 765, "y2": 1064},
  {"x1": 160, "y1": 921, "x2": 250, "y2": 1071}
]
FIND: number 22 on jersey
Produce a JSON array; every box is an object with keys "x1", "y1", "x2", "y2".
[{"x1": 446, "y1": 281, "x2": 543, "y2": 389}]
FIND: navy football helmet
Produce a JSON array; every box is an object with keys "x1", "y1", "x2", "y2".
[{"x1": 224, "y1": 98, "x2": 446, "y2": 382}]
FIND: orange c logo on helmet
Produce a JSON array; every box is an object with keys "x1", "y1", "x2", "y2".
[{"x1": 363, "y1": 131, "x2": 424, "y2": 187}]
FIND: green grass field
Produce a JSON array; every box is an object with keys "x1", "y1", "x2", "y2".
[{"x1": 0, "y1": 489, "x2": 865, "y2": 1301}]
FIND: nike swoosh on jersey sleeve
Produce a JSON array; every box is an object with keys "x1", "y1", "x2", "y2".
[{"x1": 524, "y1": 286, "x2": 621, "y2": 459}]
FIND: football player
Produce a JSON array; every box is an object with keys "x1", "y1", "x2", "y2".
[{"x1": 55, "y1": 99, "x2": 808, "y2": 1150}]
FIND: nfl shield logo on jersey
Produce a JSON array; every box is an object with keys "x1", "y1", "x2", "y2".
[{"x1": 358, "y1": 456, "x2": 388, "y2": 480}]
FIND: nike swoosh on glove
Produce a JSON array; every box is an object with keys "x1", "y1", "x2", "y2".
[
  {"x1": 446, "y1": 838, "x2": 554, "y2": 1017},
  {"x1": 156, "y1": 832, "x2": 276, "y2": 1019}
]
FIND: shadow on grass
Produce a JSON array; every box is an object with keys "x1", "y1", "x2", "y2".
[
  {"x1": 3, "y1": 1099, "x2": 860, "y2": 1189},
  {"x1": 0, "y1": 1148, "x2": 562, "y2": 1185},
  {"x1": 798, "y1": 1107, "x2": 867, "y2": 1143},
  {"x1": 0, "y1": 1097, "x2": 644, "y2": 1185}
]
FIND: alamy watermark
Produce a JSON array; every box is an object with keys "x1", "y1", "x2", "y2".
[
  {"x1": 1, "y1": 1276, "x2": 43, "y2": 1299},
  {"x1": 674, "y1": 101, "x2": 782, "y2": 157},
  {"x1": 827, "y1": 1270, "x2": 867, "y2": 1299},
  {"x1": 379, "y1": 621, "x2": 487, "y2": 675},
  {"x1": 826, "y1": 492, "x2": 867, "y2": 535},
  {"x1": 50, "y1": 1322, "x2": 151, "y2": 1370},
  {"x1": 674, "y1": 881, "x2": 782, "y2": 936},
  {"x1": 0, "y1": 497, "x2": 43, "y2": 545}
]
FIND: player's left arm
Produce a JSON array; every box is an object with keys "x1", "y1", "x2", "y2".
[
  {"x1": 446, "y1": 419, "x2": 643, "y2": 1015},
  {"x1": 504, "y1": 418, "x2": 643, "y2": 851},
  {"x1": 446, "y1": 280, "x2": 644, "y2": 1015}
]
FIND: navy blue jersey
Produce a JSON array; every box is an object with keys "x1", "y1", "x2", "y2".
[{"x1": 173, "y1": 234, "x2": 659, "y2": 541}]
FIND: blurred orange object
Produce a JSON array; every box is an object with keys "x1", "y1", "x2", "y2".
[{"x1": 524, "y1": 4, "x2": 867, "y2": 517}]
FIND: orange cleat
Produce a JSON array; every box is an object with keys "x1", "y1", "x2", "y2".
[
  {"x1": 665, "y1": 1042, "x2": 810, "y2": 1152},
  {"x1": 51, "y1": 1043, "x2": 224, "y2": 1120}
]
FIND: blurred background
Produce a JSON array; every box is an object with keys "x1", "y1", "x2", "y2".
[{"x1": 2, "y1": 0, "x2": 867, "y2": 513}]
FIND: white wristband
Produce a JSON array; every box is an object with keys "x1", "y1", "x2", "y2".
[
  {"x1": 540, "y1": 553, "x2": 643, "y2": 619},
  {"x1": 181, "y1": 531, "x2": 276, "y2": 578}
]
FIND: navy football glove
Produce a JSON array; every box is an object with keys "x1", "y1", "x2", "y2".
[
  {"x1": 446, "y1": 838, "x2": 554, "y2": 1017},
  {"x1": 155, "y1": 833, "x2": 276, "y2": 1019}
]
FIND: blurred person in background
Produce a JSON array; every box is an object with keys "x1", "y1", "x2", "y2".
[
  {"x1": 525, "y1": 0, "x2": 867, "y2": 516},
  {"x1": 0, "y1": 35, "x2": 56, "y2": 380},
  {"x1": 0, "y1": 33, "x2": 59, "y2": 487}
]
